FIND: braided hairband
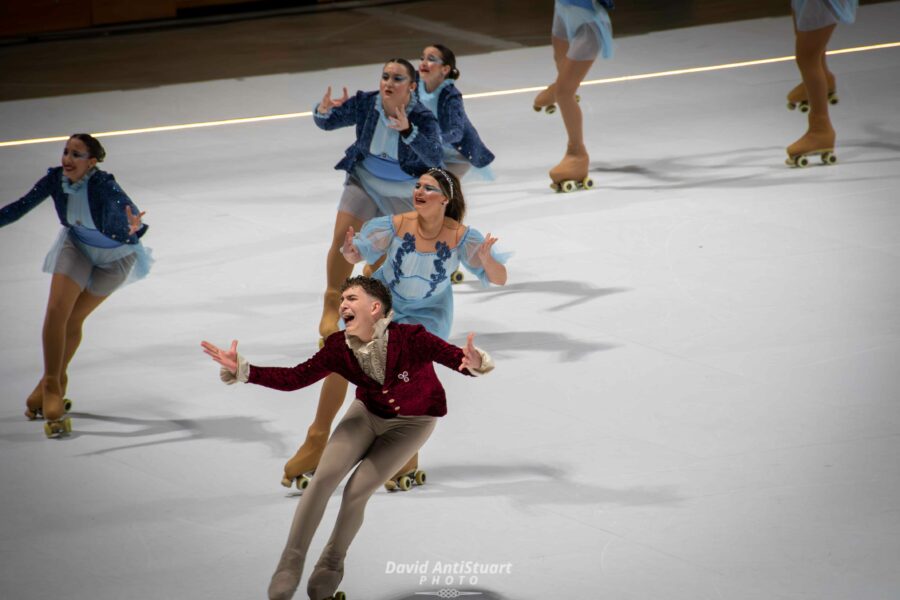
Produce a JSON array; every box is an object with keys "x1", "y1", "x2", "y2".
[{"x1": 426, "y1": 167, "x2": 455, "y2": 200}]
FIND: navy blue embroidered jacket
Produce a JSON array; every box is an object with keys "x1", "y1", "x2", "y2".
[
  {"x1": 435, "y1": 85, "x2": 495, "y2": 168},
  {"x1": 0, "y1": 167, "x2": 148, "y2": 244},
  {"x1": 313, "y1": 90, "x2": 444, "y2": 177}
]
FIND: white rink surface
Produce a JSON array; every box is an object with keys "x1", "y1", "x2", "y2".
[{"x1": 2, "y1": 4, "x2": 900, "y2": 599}]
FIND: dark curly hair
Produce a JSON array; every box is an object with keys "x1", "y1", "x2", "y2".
[{"x1": 340, "y1": 276, "x2": 392, "y2": 317}]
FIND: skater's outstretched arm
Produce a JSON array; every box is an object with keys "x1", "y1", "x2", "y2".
[
  {"x1": 0, "y1": 170, "x2": 54, "y2": 228},
  {"x1": 475, "y1": 234, "x2": 507, "y2": 285},
  {"x1": 409, "y1": 325, "x2": 494, "y2": 376}
]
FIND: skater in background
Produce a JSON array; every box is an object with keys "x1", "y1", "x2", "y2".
[
  {"x1": 416, "y1": 43, "x2": 495, "y2": 181},
  {"x1": 533, "y1": 0, "x2": 614, "y2": 192},
  {"x1": 785, "y1": 0, "x2": 858, "y2": 166},
  {"x1": 340, "y1": 167, "x2": 508, "y2": 488},
  {"x1": 201, "y1": 276, "x2": 494, "y2": 600},
  {"x1": 284, "y1": 58, "x2": 443, "y2": 489},
  {"x1": 0, "y1": 134, "x2": 151, "y2": 436}
]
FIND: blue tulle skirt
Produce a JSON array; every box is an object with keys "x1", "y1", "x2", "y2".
[{"x1": 792, "y1": 0, "x2": 857, "y2": 31}]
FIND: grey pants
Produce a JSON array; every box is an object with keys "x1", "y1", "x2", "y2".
[{"x1": 268, "y1": 399, "x2": 436, "y2": 600}]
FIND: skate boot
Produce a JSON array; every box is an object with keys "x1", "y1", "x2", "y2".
[
  {"x1": 25, "y1": 381, "x2": 43, "y2": 420},
  {"x1": 786, "y1": 73, "x2": 838, "y2": 113},
  {"x1": 532, "y1": 84, "x2": 579, "y2": 115},
  {"x1": 549, "y1": 151, "x2": 593, "y2": 193},
  {"x1": 27, "y1": 378, "x2": 73, "y2": 420},
  {"x1": 307, "y1": 558, "x2": 345, "y2": 600},
  {"x1": 268, "y1": 551, "x2": 303, "y2": 600},
  {"x1": 41, "y1": 377, "x2": 72, "y2": 438},
  {"x1": 282, "y1": 428, "x2": 329, "y2": 490},
  {"x1": 786, "y1": 122, "x2": 836, "y2": 167},
  {"x1": 384, "y1": 452, "x2": 426, "y2": 492}
]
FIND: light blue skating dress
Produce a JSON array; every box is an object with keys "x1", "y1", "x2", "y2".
[{"x1": 353, "y1": 215, "x2": 510, "y2": 340}]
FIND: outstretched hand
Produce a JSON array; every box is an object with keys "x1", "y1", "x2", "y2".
[
  {"x1": 319, "y1": 86, "x2": 349, "y2": 114},
  {"x1": 458, "y1": 333, "x2": 483, "y2": 372},
  {"x1": 341, "y1": 225, "x2": 362, "y2": 262},
  {"x1": 201, "y1": 339, "x2": 239, "y2": 374},
  {"x1": 126, "y1": 206, "x2": 146, "y2": 236},
  {"x1": 476, "y1": 233, "x2": 499, "y2": 264}
]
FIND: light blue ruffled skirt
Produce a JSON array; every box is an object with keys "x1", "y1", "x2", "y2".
[
  {"x1": 552, "y1": 0, "x2": 614, "y2": 60},
  {"x1": 43, "y1": 227, "x2": 153, "y2": 290},
  {"x1": 792, "y1": 0, "x2": 857, "y2": 31}
]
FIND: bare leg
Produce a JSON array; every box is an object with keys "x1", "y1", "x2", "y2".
[
  {"x1": 30, "y1": 274, "x2": 82, "y2": 421},
  {"x1": 320, "y1": 210, "x2": 362, "y2": 340},
  {"x1": 788, "y1": 21, "x2": 837, "y2": 157},
  {"x1": 59, "y1": 289, "x2": 108, "y2": 395},
  {"x1": 549, "y1": 37, "x2": 595, "y2": 184}
]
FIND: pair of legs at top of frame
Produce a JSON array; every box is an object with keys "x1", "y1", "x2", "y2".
[
  {"x1": 26, "y1": 273, "x2": 111, "y2": 436},
  {"x1": 785, "y1": 14, "x2": 842, "y2": 167},
  {"x1": 532, "y1": 23, "x2": 602, "y2": 193}
]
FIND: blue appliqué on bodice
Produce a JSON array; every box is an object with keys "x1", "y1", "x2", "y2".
[
  {"x1": 427, "y1": 242, "x2": 451, "y2": 298},
  {"x1": 388, "y1": 233, "x2": 452, "y2": 299},
  {"x1": 389, "y1": 233, "x2": 418, "y2": 289}
]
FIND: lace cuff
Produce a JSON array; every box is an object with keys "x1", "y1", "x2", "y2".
[{"x1": 219, "y1": 353, "x2": 250, "y2": 385}]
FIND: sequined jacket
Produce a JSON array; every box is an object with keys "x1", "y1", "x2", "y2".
[
  {"x1": 0, "y1": 167, "x2": 148, "y2": 243},
  {"x1": 248, "y1": 322, "x2": 472, "y2": 418},
  {"x1": 435, "y1": 85, "x2": 495, "y2": 168},
  {"x1": 313, "y1": 90, "x2": 444, "y2": 177}
]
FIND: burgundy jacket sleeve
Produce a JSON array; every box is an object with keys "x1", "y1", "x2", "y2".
[
  {"x1": 247, "y1": 335, "x2": 346, "y2": 391},
  {"x1": 409, "y1": 325, "x2": 474, "y2": 377}
]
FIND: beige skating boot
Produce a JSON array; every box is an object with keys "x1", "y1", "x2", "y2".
[
  {"x1": 786, "y1": 72, "x2": 838, "y2": 113},
  {"x1": 41, "y1": 377, "x2": 72, "y2": 438},
  {"x1": 384, "y1": 452, "x2": 426, "y2": 492},
  {"x1": 549, "y1": 151, "x2": 593, "y2": 193},
  {"x1": 786, "y1": 119, "x2": 836, "y2": 167},
  {"x1": 282, "y1": 428, "x2": 329, "y2": 490}
]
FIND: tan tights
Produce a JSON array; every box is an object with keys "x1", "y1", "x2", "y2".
[{"x1": 269, "y1": 400, "x2": 436, "y2": 600}]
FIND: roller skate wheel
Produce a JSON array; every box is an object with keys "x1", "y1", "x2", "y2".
[
  {"x1": 398, "y1": 475, "x2": 412, "y2": 491},
  {"x1": 414, "y1": 470, "x2": 427, "y2": 486},
  {"x1": 575, "y1": 94, "x2": 581, "y2": 103},
  {"x1": 450, "y1": 270, "x2": 464, "y2": 284},
  {"x1": 799, "y1": 103, "x2": 810, "y2": 114},
  {"x1": 63, "y1": 418, "x2": 72, "y2": 433},
  {"x1": 384, "y1": 479, "x2": 397, "y2": 492},
  {"x1": 828, "y1": 93, "x2": 839, "y2": 105},
  {"x1": 582, "y1": 177, "x2": 594, "y2": 190},
  {"x1": 798, "y1": 156, "x2": 809, "y2": 167},
  {"x1": 333, "y1": 592, "x2": 347, "y2": 600},
  {"x1": 561, "y1": 180, "x2": 577, "y2": 193},
  {"x1": 787, "y1": 101, "x2": 797, "y2": 111},
  {"x1": 550, "y1": 182, "x2": 560, "y2": 192},
  {"x1": 64, "y1": 399, "x2": 72, "y2": 412},
  {"x1": 545, "y1": 104, "x2": 556, "y2": 114},
  {"x1": 297, "y1": 475, "x2": 311, "y2": 490},
  {"x1": 532, "y1": 105, "x2": 542, "y2": 112},
  {"x1": 822, "y1": 152, "x2": 837, "y2": 165},
  {"x1": 44, "y1": 422, "x2": 53, "y2": 438}
]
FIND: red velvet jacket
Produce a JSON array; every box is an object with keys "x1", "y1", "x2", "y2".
[{"x1": 247, "y1": 322, "x2": 472, "y2": 418}]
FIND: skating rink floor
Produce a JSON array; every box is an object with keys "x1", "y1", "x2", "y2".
[{"x1": 2, "y1": 4, "x2": 900, "y2": 599}]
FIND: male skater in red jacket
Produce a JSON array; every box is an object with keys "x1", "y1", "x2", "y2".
[{"x1": 201, "y1": 275, "x2": 493, "y2": 600}]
